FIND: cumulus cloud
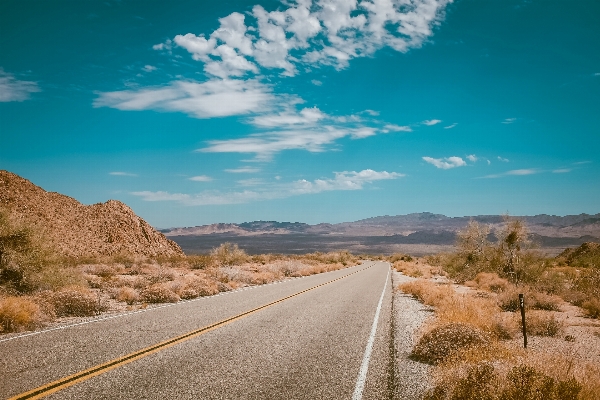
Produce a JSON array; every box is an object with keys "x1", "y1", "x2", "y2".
[
  {"x1": 422, "y1": 119, "x2": 442, "y2": 126},
  {"x1": 142, "y1": 65, "x2": 157, "y2": 72},
  {"x1": 422, "y1": 156, "x2": 466, "y2": 169},
  {"x1": 131, "y1": 169, "x2": 403, "y2": 205},
  {"x1": 311, "y1": 79, "x2": 323, "y2": 86},
  {"x1": 189, "y1": 175, "x2": 213, "y2": 181},
  {"x1": 0, "y1": 68, "x2": 41, "y2": 102},
  {"x1": 94, "y1": 79, "x2": 274, "y2": 118},
  {"x1": 466, "y1": 154, "x2": 477, "y2": 162},
  {"x1": 162, "y1": 0, "x2": 453, "y2": 78},
  {"x1": 109, "y1": 171, "x2": 137, "y2": 177}
]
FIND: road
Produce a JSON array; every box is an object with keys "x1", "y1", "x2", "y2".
[{"x1": 1, "y1": 262, "x2": 396, "y2": 399}]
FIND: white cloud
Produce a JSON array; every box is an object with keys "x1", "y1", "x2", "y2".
[
  {"x1": 0, "y1": 68, "x2": 41, "y2": 102},
  {"x1": 201, "y1": 125, "x2": 377, "y2": 160},
  {"x1": 481, "y1": 169, "x2": 539, "y2": 179},
  {"x1": 422, "y1": 156, "x2": 467, "y2": 169},
  {"x1": 95, "y1": 79, "x2": 274, "y2": 118},
  {"x1": 189, "y1": 175, "x2": 213, "y2": 182},
  {"x1": 466, "y1": 154, "x2": 477, "y2": 162},
  {"x1": 237, "y1": 178, "x2": 264, "y2": 186},
  {"x1": 131, "y1": 169, "x2": 403, "y2": 205},
  {"x1": 422, "y1": 119, "x2": 442, "y2": 126},
  {"x1": 250, "y1": 106, "x2": 326, "y2": 127},
  {"x1": 502, "y1": 118, "x2": 516, "y2": 124},
  {"x1": 169, "y1": 0, "x2": 453, "y2": 78},
  {"x1": 142, "y1": 65, "x2": 157, "y2": 72},
  {"x1": 552, "y1": 168, "x2": 571, "y2": 173},
  {"x1": 311, "y1": 79, "x2": 323, "y2": 86},
  {"x1": 497, "y1": 156, "x2": 510, "y2": 162},
  {"x1": 225, "y1": 167, "x2": 261, "y2": 173},
  {"x1": 364, "y1": 109, "x2": 380, "y2": 116},
  {"x1": 444, "y1": 123, "x2": 457, "y2": 129},
  {"x1": 109, "y1": 171, "x2": 137, "y2": 177},
  {"x1": 152, "y1": 39, "x2": 172, "y2": 52},
  {"x1": 383, "y1": 124, "x2": 412, "y2": 133}
]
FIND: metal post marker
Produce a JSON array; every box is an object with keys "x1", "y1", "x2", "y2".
[{"x1": 519, "y1": 293, "x2": 527, "y2": 349}]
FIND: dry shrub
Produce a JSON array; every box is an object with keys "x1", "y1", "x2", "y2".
[
  {"x1": 467, "y1": 272, "x2": 510, "y2": 293},
  {"x1": 581, "y1": 297, "x2": 600, "y2": 318},
  {"x1": 425, "y1": 362, "x2": 582, "y2": 400},
  {"x1": 115, "y1": 287, "x2": 139, "y2": 305},
  {"x1": 146, "y1": 268, "x2": 178, "y2": 284},
  {"x1": 187, "y1": 254, "x2": 214, "y2": 269},
  {"x1": 398, "y1": 280, "x2": 455, "y2": 307},
  {"x1": 270, "y1": 260, "x2": 305, "y2": 277},
  {"x1": 178, "y1": 276, "x2": 219, "y2": 299},
  {"x1": 84, "y1": 264, "x2": 120, "y2": 278},
  {"x1": 43, "y1": 286, "x2": 102, "y2": 317},
  {"x1": 141, "y1": 284, "x2": 180, "y2": 303},
  {"x1": 497, "y1": 286, "x2": 561, "y2": 312},
  {"x1": 0, "y1": 296, "x2": 49, "y2": 332},
  {"x1": 412, "y1": 322, "x2": 490, "y2": 364},
  {"x1": 526, "y1": 311, "x2": 564, "y2": 337}
]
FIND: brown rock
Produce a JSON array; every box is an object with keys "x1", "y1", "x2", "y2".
[{"x1": 0, "y1": 170, "x2": 183, "y2": 258}]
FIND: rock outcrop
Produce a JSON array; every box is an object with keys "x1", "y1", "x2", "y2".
[{"x1": 0, "y1": 170, "x2": 183, "y2": 258}]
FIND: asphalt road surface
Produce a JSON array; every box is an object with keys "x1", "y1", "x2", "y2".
[{"x1": 1, "y1": 261, "x2": 396, "y2": 399}]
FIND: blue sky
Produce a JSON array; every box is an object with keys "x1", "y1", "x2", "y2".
[{"x1": 1, "y1": 0, "x2": 599, "y2": 228}]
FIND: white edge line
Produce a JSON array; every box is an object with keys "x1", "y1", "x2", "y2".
[
  {"x1": 352, "y1": 264, "x2": 390, "y2": 400},
  {"x1": 0, "y1": 263, "x2": 369, "y2": 344}
]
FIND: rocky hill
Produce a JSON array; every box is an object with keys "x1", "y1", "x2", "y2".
[{"x1": 0, "y1": 170, "x2": 182, "y2": 258}]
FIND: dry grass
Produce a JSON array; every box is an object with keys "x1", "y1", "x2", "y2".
[{"x1": 0, "y1": 296, "x2": 50, "y2": 332}]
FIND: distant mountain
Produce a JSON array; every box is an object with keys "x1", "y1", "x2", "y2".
[
  {"x1": 163, "y1": 212, "x2": 600, "y2": 256},
  {"x1": 0, "y1": 170, "x2": 182, "y2": 258}
]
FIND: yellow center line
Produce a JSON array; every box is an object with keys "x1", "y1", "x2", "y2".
[{"x1": 9, "y1": 264, "x2": 373, "y2": 400}]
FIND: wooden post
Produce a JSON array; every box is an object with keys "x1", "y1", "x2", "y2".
[{"x1": 519, "y1": 293, "x2": 527, "y2": 349}]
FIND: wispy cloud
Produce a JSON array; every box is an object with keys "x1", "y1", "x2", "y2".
[
  {"x1": 131, "y1": 169, "x2": 403, "y2": 205},
  {"x1": 225, "y1": 166, "x2": 261, "y2": 173},
  {"x1": 311, "y1": 79, "x2": 322, "y2": 86},
  {"x1": 0, "y1": 68, "x2": 41, "y2": 102},
  {"x1": 444, "y1": 123, "x2": 457, "y2": 129},
  {"x1": 383, "y1": 124, "x2": 412, "y2": 133},
  {"x1": 497, "y1": 156, "x2": 510, "y2": 162},
  {"x1": 552, "y1": 168, "x2": 572, "y2": 174},
  {"x1": 142, "y1": 65, "x2": 157, "y2": 72},
  {"x1": 109, "y1": 171, "x2": 137, "y2": 177},
  {"x1": 466, "y1": 154, "x2": 478, "y2": 162},
  {"x1": 481, "y1": 169, "x2": 539, "y2": 179},
  {"x1": 189, "y1": 175, "x2": 213, "y2": 181},
  {"x1": 237, "y1": 178, "x2": 264, "y2": 186},
  {"x1": 422, "y1": 156, "x2": 466, "y2": 169},
  {"x1": 502, "y1": 118, "x2": 516, "y2": 124},
  {"x1": 94, "y1": 79, "x2": 274, "y2": 118},
  {"x1": 422, "y1": 119, "x2": 442, "y2": 126},
  {"x1": 164, "y1": 0, "x2": 453, "y2": 78},
  {"x1": 573, "y1": 161, "x2": 591, "y2": 165}
]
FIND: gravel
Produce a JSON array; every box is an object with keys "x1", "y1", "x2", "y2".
[{"x1": 392, "y1": 270, "x2": 434, "y2": 399}]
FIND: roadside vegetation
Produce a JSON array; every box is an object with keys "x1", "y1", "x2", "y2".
[
  {"x1": 394, "y1": 216, "x2": 600, "y2": 399},
  {"x1": 0, "y1": 211, "x2": 360, "y2": 333}
]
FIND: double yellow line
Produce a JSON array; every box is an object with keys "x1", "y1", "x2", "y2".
[{"x1": 9, "y1": 264, "x2": 371, "y2": 400}]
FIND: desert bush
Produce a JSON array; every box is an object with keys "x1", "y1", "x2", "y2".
[
  {"x1": 0, "y1": 296, "x2": 50, "y2": 332},
  {"x1": 425, "y1": 362, "x2": 582, "y2": 400},
  {"x1": 0, "y1": 211, "x2": 58, "y2": 292},
  {"x1": 398, "y1": 280, "x2": 455, "y2": 307},
  {"x1": 140, "y1": 284, "x2": 180, "y2": 303},
  {"x1": 211, "y1": 243, "x2": 248, "y2": 267},
  {"x1": 412, "y1": 323, "x2": 490, "y2": 364},
  {"x1": 187, "y1": 254, "x2": 214, "y2": 269},
  {"x1": 115, "y1": 287, "x2": 139, "y2": 305},
  {"x1": 467, "y1": 272, "x2": 510, "y2": 293},
  {"x1": 43, "y1": 286, "x2": 102, "y2": 317},
  {"x1": 526, "y1": 311, "x2": 564, "y2": 337},
  {"x1": 581, "y1": 297, "x2": 600, "y2": 319},
  {"x1": 497, "y1": 286, "x2": 561, "y2": 312}
]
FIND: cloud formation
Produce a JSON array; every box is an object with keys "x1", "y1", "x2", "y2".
[
  {"x1": 225, "y1": 167, "x2": 261, "y2": 173},
  {"x1": 481, "y1": 169, "x2": 539, "y2": 179},
  {"x1": 0, "y1": 68, "x2": 40, "y2": 102},
  {"x1": 131, "y1": 169, "x2": 403, "y2": 205},
  {"x1": 109, "y1": 171, "x2": 137, "y2": 177},
  {"x1": 422, "y1": 156, "x2": 466, "y2": 169},
  {"x1": 502, "y1": 117, "x2": 516, "y2": 124},
  {"x1": 166, "y1": 0, "x2": 453, "y2": 78},
  {"x1": 422, "y1": 119, "x2": 442, "y2": 126},
  {"x1": 94, "y1": 79, "x2": 274, "y2": 118},
  {"x1": 189, "y1": 175, "x2": 213, "y2": 181}
]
